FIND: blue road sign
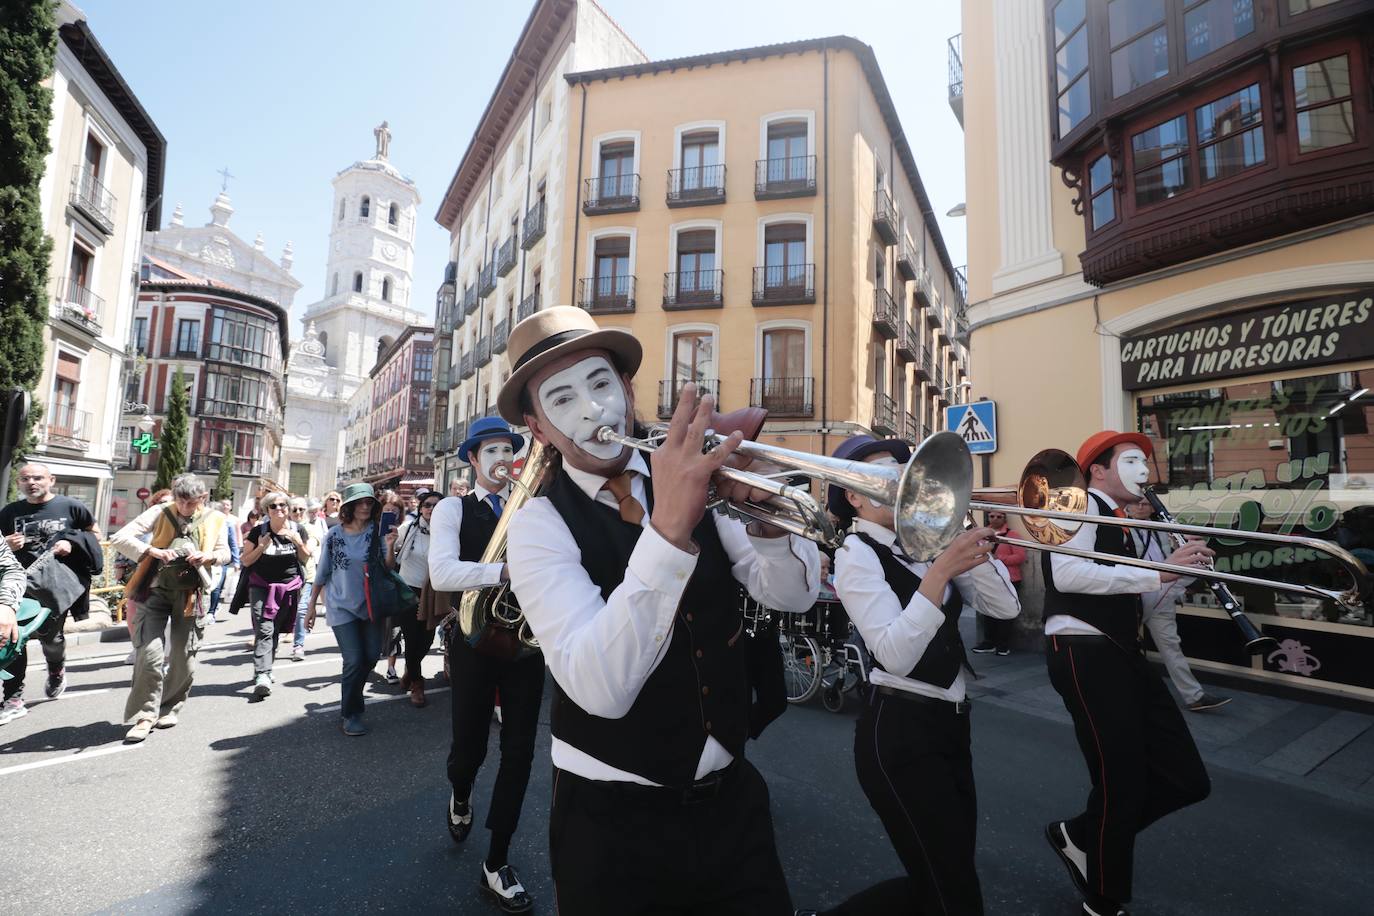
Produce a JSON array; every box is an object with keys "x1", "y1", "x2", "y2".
[{"x1": 945, "y1": 401, "x2": 997, "y2": 454}]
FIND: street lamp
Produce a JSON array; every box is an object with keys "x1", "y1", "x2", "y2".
[
  {"x1": 946, "y1": 202, "x2": 966, "y2": 218},
  {"x1": 137, "y1": 414, "x2": 155, "y2": 434},
  {"x1": 942, "y1": 380, "x2": 973, "y2": 403}
]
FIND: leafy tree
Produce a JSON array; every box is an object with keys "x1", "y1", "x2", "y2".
[
  {"x1": 152, "y1": 367, "x2": 189, "y2": 490},
  {"x1": 211, "y1": 441, "x2": 235, "y2": 501},
  {"x1": 0, "y1": 3, "x2": 58, "y2": 489}
]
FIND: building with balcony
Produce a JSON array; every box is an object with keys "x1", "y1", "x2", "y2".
[
  {"x1": 117, "y1": 268, "x2": 290, "y2": 517},
  {"x1": 959, "y1": 0, "x2": 1374, "y2": 700},
  {"x1": 34, "y1": 3, "x2": 166, "y2": 528},
  {"x1": 357, "y1": 325, "x2": 434, "y2": 492},
  {"x1": 281, "y1": 124, "x2": 428, "y2": 496},
  {"x1": 555, "y1": 35, "x2": 969, "y2": 460},
  {"x1": 430, "y1": 0, "x2": 646, "y2": 490}
]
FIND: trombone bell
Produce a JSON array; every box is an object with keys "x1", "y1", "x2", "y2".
[{"x1": 972, "y1": 449, "x2": 1087, "y2": 546}]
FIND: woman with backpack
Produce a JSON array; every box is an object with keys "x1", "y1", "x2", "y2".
[
  {"x1": 386, "y1": 489, "x2": 439, "y2": 707},
  {"x1": 241, "y1": 492, "x2": 313, "y2": 698}
]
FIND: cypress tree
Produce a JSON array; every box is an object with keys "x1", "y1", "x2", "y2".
[
  {"x1": 153, "y1": 367, "x2": 189, "y2": 490},
  {"x1": 212, "y1": 441, "x2": 235, "y2": 501},
  {"x1": 0, "y1": 3, "x2": 58, "y2": 484}
]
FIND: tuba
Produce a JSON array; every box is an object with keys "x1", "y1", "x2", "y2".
[{"x1": 456, "y1": 439, "x2": 550, "y2": 659}]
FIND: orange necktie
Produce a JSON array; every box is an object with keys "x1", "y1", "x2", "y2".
[{"x1": 604, "y1": 472, "x2": 646, "y2": 526}]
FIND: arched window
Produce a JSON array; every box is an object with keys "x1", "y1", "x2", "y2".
[
  {"x1": 359, "y1": 196, "x2": 370, "y2": 218},
  {"x1": 388, "y1": 203, "x2": 398, "y2": 226},
  {"x1": 330, "y1": 273, "x2": 338, "y2": 296},
  {"x1": 353, "y1": 271, "x2": 363, "y2": 293},
  {"x1": 381, "y1": 277, "x2": 392, "y2": 302},
  {"x1": 338, "y1": 198, "x2": 346, "y2": 222}
]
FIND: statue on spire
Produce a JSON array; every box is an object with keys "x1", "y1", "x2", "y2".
[{"x1": 373, "y1": 121, "x2": 391, "y2": 160}]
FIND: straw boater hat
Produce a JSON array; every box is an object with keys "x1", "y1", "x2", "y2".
[
  {"x1": 1076, "y1": 430, "x2": 1153, "y2": 473},
  {"x1": 496, "y1": 306, "x2": 642, "y2": 424}
]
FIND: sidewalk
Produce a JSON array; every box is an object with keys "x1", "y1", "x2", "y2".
[{"x1": 957, "y1": 614, "x2": 1374, "y2": 808}]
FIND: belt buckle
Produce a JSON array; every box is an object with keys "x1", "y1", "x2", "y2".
[{"x1": 953, "y1": 699, "x2": 971, "y2": 715}]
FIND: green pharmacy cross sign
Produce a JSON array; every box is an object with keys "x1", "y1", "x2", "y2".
[{"x1": 132, "y1": 433, "x2": 159, "y2": 455}]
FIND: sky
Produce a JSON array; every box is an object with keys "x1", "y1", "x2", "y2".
[{"x1": 76, "y1": 0, "x2": 967, "y2": 339}]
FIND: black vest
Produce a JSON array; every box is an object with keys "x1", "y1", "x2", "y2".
[
  {"x1": 1042, "y1": 492, "x2": 1142, "y2": 649},
  {"x1": 458, "y1": 493, "x2": 501, "y2": 562},
  {"x1": 851, "y1": 532, "x2": 970, "y2": 689},
  {"x1": 544, "y1": 468, "x2": 748, "y2": 788}
]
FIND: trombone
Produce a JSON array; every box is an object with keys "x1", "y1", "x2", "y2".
[
  {"x1": 968, "y1": 449, "x2": 1370, "y2": 628},
  {"x1": 593, "y1": 426, "x2": 971, "y2": 560}
]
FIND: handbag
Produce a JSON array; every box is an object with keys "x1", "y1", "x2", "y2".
[
  {"x1": 363, "y1": 528, "x2": 419, "y2": 621},
  {"x1": 0, "y1": 599, "x2": 51, "y2": 679},
  {"x1": 25, "y1": 549, "x2": 85, "y2": 615}
]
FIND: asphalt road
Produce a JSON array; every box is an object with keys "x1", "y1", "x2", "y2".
[{"x1": 3, "y1": 617, "x2": 1371, "y2": 915}]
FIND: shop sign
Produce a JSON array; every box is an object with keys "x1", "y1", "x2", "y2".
[{"x1": 1120, "y1": 291, "x2": 1374, "y2": 391}]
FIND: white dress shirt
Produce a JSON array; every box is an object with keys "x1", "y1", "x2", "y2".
[
  {"x1": 506, "y1": 450, "x2": 820, "y2": 786},
  {"x1": 835, "y1": 518, "x2": 1019, "y2": 703},
  {"x1": 1044, "y1": 488, "x2": 1164, "y2": 638},
  {"x1": 428, "y1": 482, "x2": 512, "y2": 592}
]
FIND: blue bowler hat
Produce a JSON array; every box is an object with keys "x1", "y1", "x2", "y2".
[
  {"x1": 459, "y1": 417, "x2": 525, "y2": 465},
  {"x1": 827, "y1": 435, "x2": 911, "y2": 522}
]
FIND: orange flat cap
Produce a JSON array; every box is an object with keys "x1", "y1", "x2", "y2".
[{"x1": 1076, "y1": 430, "x2": 1153, "y2": 472}]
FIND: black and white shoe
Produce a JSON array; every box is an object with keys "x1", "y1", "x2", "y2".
[
  {"x1": 1083, "y1": 898, "x2": 1130, "y2": 916},
  {"x1": 480, "y1": 862, "x2": 533, "y2": 913},
  {"x1": 1045, "y1": 820, "x2": 1089, "y2": 896},
  {"x1": 447, "y1": 791, "x2": 473, "y2": 843},
  {"x1": 971, "y1": 642, "x2": 997, "y2": 654}
]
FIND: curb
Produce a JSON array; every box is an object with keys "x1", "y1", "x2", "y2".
[{"x1": 64, "y1": 625, "x2": 130, "y2": 647}]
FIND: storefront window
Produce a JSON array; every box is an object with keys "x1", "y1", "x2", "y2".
[{"x1": 1137, "y1": 370, "x2": 1373, "y2": 631}]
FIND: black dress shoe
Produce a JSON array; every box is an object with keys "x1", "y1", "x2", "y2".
[
  {"x1": 1045, "y1": 820, "x2": 1089, "y2": 896},
  {"x1": 447, "y1": 791, "x2": 472, "y2": 843},
  {"x1": 481, "y1": 863, "x2": 533, "y2": 913}
]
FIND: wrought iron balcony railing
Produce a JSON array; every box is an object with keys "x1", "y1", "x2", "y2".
[
  {"x1": 495, "y1": 236, "x2": 517, "y2": 278},
  {"x1": 666, "y1": 164, "x2": 726, "y2": 207},
  {"x1": 69, "y1": 165, "x2": 115, "y2": 234},
  {"x1": 491, "y1": 318, "x2": 510, "y2": 354},
  {"x1": 517, "y1": 290, "x2": 539, "y2": 322},
  {"x1": 658, "y1": 378, "x2": 719, "y2": 419},
  {"x1": 895, "y1": 321, "x2": 918, "y2": 362},
  {"x1": 901, "y1": 411, "x2": 920, "y2": 445},
  {"x1": 663, "y1": 269, "x2": 723, "y2": 310},
  {"x1": 583, "y1": 173, "x2": 640, "y2": 214},
  {"x1": 752, "y1": 264, "x2": 815, "y2": 306},
  {"x1": 521, "y1": 199, "x2": 546, "y2": 250},
  {"x1": 872, "y1": 287, "x2": 899, "y2": 339},
  {"x1": 477, "y1": 262, "x2": 496, "y2": 298},
  {"x1": 463, "y1": 284, "x2": 478, "y2": 315},
  {"x1": 577, "y1": 275, "x2": 636, "y2": 315},
  {"x1": 44, "y1": 405, "x2": 91, "y2": 449},
  {"x1": 895, "y1": 241, "x2": 917, "y2": 281},
  {"x1": 872, "y1": 393, "x2": 899, "y2": 436},
  {"x1": 873, "y1": 188, "x2": 898, "y2": 246},
  {"x1": 750, "y1": 377, "x2": 813, "y2": 417},
  {"x1": 476, "y1": 336, "x2": 492, "y2": 368},
  {"x1": 754, "y1": 155, "x2": 816, "y2": 199},
  {"x1": 948, "y1": 33, "x2": 964, "y2": 127},
  {"x1": 53, "y1": 276, "x2": 105, "y2": 335}
]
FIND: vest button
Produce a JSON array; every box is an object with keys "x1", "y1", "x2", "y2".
[
  {"x1": 701, "y1": 685, "x2": 710, "y2": 696},
  {"x1": 684, "y1": 612, "x2": 694, "y2": 623},
  {"x1": 704, "y1": 720, "x2": 712, "y2": 732},
  {"x1": 695, "y1": 649, "x2": 703, "y2": 659}
]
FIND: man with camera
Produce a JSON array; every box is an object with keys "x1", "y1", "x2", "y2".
[{"x1": 0, "y1": 462, "x2": 102, "y2": 725}]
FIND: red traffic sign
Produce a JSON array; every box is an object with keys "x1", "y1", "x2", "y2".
[{"x1": 136, "y1": 487, "x2": 151, "y2": 500}]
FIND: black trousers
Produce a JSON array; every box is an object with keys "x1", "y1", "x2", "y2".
[
  {"x1": 550, "y1": 759, "x2": 792, "y2": 916},
  {"x1": 2, "y1": 609, "x2": 67, "y2": 700},
  {"x1": 446, "y1": 635, "x2": 545, "y2": 838},
  {"x1": 397, "y1": 592, "x2": 435, "y2": 678},
  {"x1": 1045, "y1": 635, "x2": 1211, "y2": 904},
  {"x1": 827, "y1": 690, "x2": 983, "y2": 916}
]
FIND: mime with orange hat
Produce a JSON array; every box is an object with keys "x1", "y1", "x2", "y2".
[{"x1": 1042, "y1": 430, "x2": 1214, "y2": 916}]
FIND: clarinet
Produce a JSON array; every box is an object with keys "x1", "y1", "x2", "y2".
[{"x1": 1143, "y1": 488, "x2": 1278, "y2": 656}]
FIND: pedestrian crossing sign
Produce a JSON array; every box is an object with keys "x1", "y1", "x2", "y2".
[{"x1": 946, "y1": 401, "x2": 997, "y2": 454}]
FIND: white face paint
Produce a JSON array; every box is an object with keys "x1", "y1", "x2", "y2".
[
  {"x1": 536, "y1": 355, "x2": 628, "y2": 460},
  {"x1": 865, "y1": 455, "x2": 900, "y2": 508},
  {"x1": 1115, "y1": 447, "x2": 1150, "y2": 497},
  {"x1": 476, "y1": 439, "x2": 515, "y2": 485}
]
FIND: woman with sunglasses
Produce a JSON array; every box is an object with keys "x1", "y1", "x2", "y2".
[
  {"x1": 241, "y1": 493, "x2": 313, "y2": 697},
  {"x1": 321, "y1": 492, "x2": 343, "y2": 529},
  {"x1": 387, "y1": 489, "x2": 439, "y2": 707},
  {"x1": 288, "y1": 497, "x2": 322, "y2": 662}
]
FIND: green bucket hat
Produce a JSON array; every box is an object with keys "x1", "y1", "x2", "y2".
[
  {"x1": 339, "y1": 482, "x2": 377, "y2": 507},
  {"x1": 0, "y1": 599, "x2": 52, "y2": 680}
]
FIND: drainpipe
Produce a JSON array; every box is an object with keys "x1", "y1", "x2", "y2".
[
  {"x1": 570, "y1": 81, "x2": 588, "y2": 305},
  {"x1": 821, "y1": 45, "x2": 831, "y2": 456},
  {"x1": 519, "y1": 59, "x2": 543, "y2": 306}
]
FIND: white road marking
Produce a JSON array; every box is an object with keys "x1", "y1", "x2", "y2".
[
  {"x1": 36, "y1": 631, "x2": 339, "y2": 669},
  {"x1": 29, "y1": 688, "x2": 111, "y2": 704},
  {"x1": 0, "y1": 742, "x2": 142, "y2": 778}
]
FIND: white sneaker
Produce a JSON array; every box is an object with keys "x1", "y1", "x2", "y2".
[
  {"x1": 480, "y1": 862, "x2": 532, "y2": 913},
  {"x1": 0, "y1": 697, "x2": 27, "y2": 725},
  {"x1": 253, "y1": 673, "x2": 272, "y2": 697}
]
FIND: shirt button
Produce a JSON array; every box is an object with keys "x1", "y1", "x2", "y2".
[
  {"x1": 654, "y1": 634, "x2": 663, "y2": 644},
  {"x1": 675, "y1": 570, "x2": 687, "y2": 581},
  {"x1": 701, "y1": 686, "x2": 710, "y2": 696}
]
